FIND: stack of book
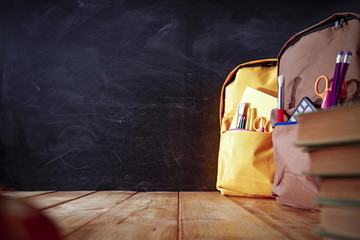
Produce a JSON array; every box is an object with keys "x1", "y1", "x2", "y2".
[{"x1": 296, "y1": 104, "x2": 360, "y2": 240}]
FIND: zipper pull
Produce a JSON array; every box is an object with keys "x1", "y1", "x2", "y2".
[
  {"x1": 334, "y1": 17, "x2": 345, "y2": 31},
  {"x1": 261, "y1": 61, "x2": 276, "y2": 69}
]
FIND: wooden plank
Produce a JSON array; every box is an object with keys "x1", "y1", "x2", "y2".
[
  {"x1": 44, "y1": 191, "x2": 136, "y2": 238},
  {"x1": 179, "y1": 192, "x2": 287, "y2": 239},
  {"x1": 65, "y1": 192, "x2": 178, "y2": 240},
  {"x1": 229, "y1": 196, "x2": 321, "y2": 240},
  {"x1": 2, "y1": 191, "x2": 322, "y2": 239},
  {"x1": 0, "y1": 190, "x2": 55, "y2": 199},
  {"x1": 24, "y1": 191, "x2": 96, "y2": 210}
]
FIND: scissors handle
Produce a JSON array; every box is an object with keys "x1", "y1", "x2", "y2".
[
  {"x1": 314, "y1": 75, "x2": 330, "y2": 99},
  {"x1": 339, "y1": 80, "x2": 347, "y2": 99},
  {"x1": 253, "y1": 117, "x2": 272, "y2": 133}
]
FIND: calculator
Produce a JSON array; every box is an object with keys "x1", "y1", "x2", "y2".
[{"x1": 288, "y1": 97, "x2": 318, "y2": 122}]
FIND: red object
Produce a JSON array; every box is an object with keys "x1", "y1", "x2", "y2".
[
  {"x1": 0, "y1": 194, "x2": 61, "y2": 240},
  {"x1": 314, "y1": 75, "x2": 347, "y2": 109},
  {"x1": 277, "y1": 109, "x2": 284, "y2": 123}
]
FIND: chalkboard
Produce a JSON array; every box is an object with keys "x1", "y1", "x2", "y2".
[{"x1": 1, "y1": 0, "x2": 359, "y2": 191}]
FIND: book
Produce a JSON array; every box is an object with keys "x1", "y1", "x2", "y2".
[
  {"x1": 315, "y1": 202, "x2": 360, "y2": 240},
  {"x1": 319, "y1": 177, "x2": 360, "y2": 201},
  {"x1": 295, "y1": 103, "x2": 360, "y2": 147},
  {"x1": 295, "y1": 103, "x2": 360, "y2": 240},
  {"x1": 304, "y1": 143, "x2": 360, "y2": 176}
]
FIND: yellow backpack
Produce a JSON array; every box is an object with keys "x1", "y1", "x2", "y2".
[{"x1": 216, "y1": 59, "x2": 278, "y2": 197}]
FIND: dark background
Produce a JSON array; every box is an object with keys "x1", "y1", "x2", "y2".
[{"x1": 1, "y1": 0, "x2": 359, "y2": 191}]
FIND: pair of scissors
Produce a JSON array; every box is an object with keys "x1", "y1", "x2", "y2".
[
  {"x1": 253, "y1": 117, "x2": 272, "y2": 133},
  {"x1": 314, "y1": 75, "x2": 347, "y2": 109}
]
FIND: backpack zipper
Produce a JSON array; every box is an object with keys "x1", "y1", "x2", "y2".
[
  {"x1": 225, "y1": 60, "x2": 277, "y2": 88},
  {"x1": 279, "y1": 14, "x2": 360, "y2": 61},
  {"x1": 334, "y1": 17, "x2": 345, "y2": 31},
  {"x1": 237, "y1": 61, "x2": 277, "y2": 70},
  {"x1": 220, "y1": 60, "x2": 277, "y2": 120}
]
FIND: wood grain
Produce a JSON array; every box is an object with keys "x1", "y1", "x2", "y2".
[
  {"x1": 44, "y1": 191, "x2": 135, "y2": 238},
  {"x1": 65, "y1": 192, "x2": 178, "y2": 240},
  {"x1": 2, "y1": 191, "x2": 321, "y2": 239},
  {"x1": 229, "y1": 196, "x2": 321, "y2": 240},
  {"x1": 24, "y1": 191, "x2": 96, "y2": 210},
  {"x1": 0, "y1": 191, "x2": 55, "y2": 199},
  {"x1": 179, "y1": 192, "x2": 287, "y2": 239}
]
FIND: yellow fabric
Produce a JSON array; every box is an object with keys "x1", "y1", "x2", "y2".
[
  {"x1": 216, "y1": 59, "x2": 278, "y2": 197},
  {"x1": 217, "y1": 130, "x2": 275, "y2": 197}
]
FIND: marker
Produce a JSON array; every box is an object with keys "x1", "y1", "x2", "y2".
[
  {"x1": 240, "y1": 114, "x2": 246, "y2": 129},
  {"x1": 236, "y1": 102, "x2": 245, "y2": 129},
  {"x1": 277, "y1": 75, "x2": 284, "y2": 123}
]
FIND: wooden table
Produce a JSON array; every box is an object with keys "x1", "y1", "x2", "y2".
[{"x1": 1, "y1": 191, "x2": 321, "y2": 239}]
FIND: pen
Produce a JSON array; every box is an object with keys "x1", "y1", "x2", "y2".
[
  {"x1": 240, "y1": 115, "x2": 246, "y2": 129},
  {"x1": 277, "y1": 75, "x2": 284, "y2": 123},
  {"x1": 236, "y1": 102, "x2": 245, "y2": 129}
]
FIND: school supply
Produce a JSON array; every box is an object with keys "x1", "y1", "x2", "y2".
[
  {"x1": 272, "y1": 12, "x2": 360, "y2": 210},
  {"x1": 288, "y1": 97, "x2": 317, "y2": 122},
  {"x1": 304, "y1": 143, "x2": 360, "y2": 175},
  {"x1": 243, "y1": 107, "x2": 273, "y2": 132},
  {"x1": 277, "y1": 75, "x2": 284, "y2": 122},
  {"x1": 295, "y1": 104, "x2": 360, "y2": 240},
  {"x1": 245, "y1": 107, "x2": 252, "y2": 130},
  {"x1": 328, "y1": 51, "x2": 344, "y2": 107},
  {"x1": 229, "y1": 102, "x2": 248, "y2": 130},
  {"x1": 295, "y1": 103, "x2": 360, "y2": 147},
  {"x1": 314, "y1": 75, "x2": 347, "y2": 109},
  {"x1": 253, "y1": 116, "x2": 272, "y2": 133},
  {"x1": 217, "y1": 59, "x2": 277, "y2": 197},
  {"x1": 331, "y1": 51, "x2": 352, "y2": 106},
  {"x1": 240, "y1": 86, "x2": 277, "y2": 122},
  {"x1": 239, "y1": 114, "x2": 246, "y2": 129},
  {"x1": 320, "y1": 177, "x2": 360, "y2": 201},
  {"x1": 236, "y1": 102, "x2": 246, "y2": 129},
  {"x1": 315, "y1": 203, "x2": 360, "y2": 240}
]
